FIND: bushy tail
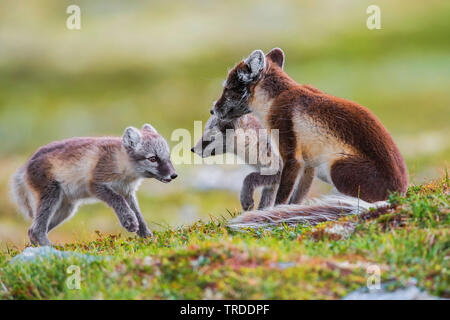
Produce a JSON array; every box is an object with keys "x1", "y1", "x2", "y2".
[
  {"x1": 9, "y1": 166, "x2": 33, "y2": 219},
  {"x1": 228, "y1": 195, "x2": 389, "y2": 229}
]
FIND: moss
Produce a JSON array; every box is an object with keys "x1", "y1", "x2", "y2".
[{"x1": 0, "y1": 175, "x2": 448, "y2": 299}]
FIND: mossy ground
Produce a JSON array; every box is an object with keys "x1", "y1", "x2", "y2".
[
  {"x1": 0, "y1": 1, "x2": 449, "y2": 301},
  {"x1": 0, "y1": 175, "x2": 448, "y2": 300}
]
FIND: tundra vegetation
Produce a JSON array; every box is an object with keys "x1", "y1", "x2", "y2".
[{"x1": 0, "y1": 176, "x2": 448, "y2": 299}]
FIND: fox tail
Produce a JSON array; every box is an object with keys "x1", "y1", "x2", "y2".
[
  {"x1": 10, "y1": 166, "x2": 33, "y2": 219},
  {"x1": 228, "y1": 195, "x2": 389, "y2": 229}
]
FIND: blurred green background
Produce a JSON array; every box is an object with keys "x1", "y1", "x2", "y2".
[{"x1": 0, "y1": 0, "x2": 449, "y2": 246}]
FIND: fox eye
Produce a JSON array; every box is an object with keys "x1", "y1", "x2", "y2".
[{"x1": 148, "y1": 156, "x2": 157, "y2": 162}]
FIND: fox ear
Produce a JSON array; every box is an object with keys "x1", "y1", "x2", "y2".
[
  {"x1": 123, "y1": 127, "x2": 142, "y2": 150},
  {"x1": 240, "y1": 49, "x2": 266, "y2": 82},
  {"x1": 142, "y1": 123, "x2": 158, "y2": 134},
  {"x1": 266, "y1": 48, "x2": 285, "y2": 69}
]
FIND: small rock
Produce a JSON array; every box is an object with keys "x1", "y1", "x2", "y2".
[
  {"x1": 273, "y1": 262, "x2": 297, "y2": 270},
  {"x1": 325, "y1": 222, "x2": 356, "y2": 239},
  {"x1": 343, "y1": 285, "x2": 441, "y2": 300},
  {"x1": 9, "y1": 246, "x2": 103, "y2": 264}
]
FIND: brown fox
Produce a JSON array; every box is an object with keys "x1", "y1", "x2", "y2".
[
  {"x1": 211, "y1": 48, "x2": 408, "y2": 228},
  {"x1": 191, "y1": 113, "x2": 281, "y2": 210},
  {"x1": 10, "y1": 124, "x2": 177, "y2": 246}
]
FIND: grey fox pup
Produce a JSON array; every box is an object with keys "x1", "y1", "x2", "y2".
[
  {"x1": 191, "y1": 113, "x2": 281, "y2": 210},
  {"x1": 211, "y1": 48, "x2": 407, "y2": 228},
  {"x1": 191, "y1": 113, "x2": 320, "y2": 210},
  {"x1": 10, "y1": 124, "x2": 177, "y2": 246}
]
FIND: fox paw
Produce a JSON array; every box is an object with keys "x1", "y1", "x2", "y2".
[
  {"x1": 137, "y1": 228, "x2": 153, "y2": 238},
  {"x1": 28, "y1": 229, "x2": 52, "y2": 246},
  {"x1": 122, "y1": 216, "x2": 139, "y2": 233},
  {"x1": 241, "y1": 198, "x2": 255, "y2": 211}
]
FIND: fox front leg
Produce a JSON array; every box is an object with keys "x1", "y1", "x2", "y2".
[
  {"x1": 91, "y1": 183, "x2": 139, "y2": 233},
  {"x1": 240, "y1": 172, "x2": 279, "y2": 211},
  {"x1": 258, "y1": 184, "x2": 278, "y2": 209},
  {"x1": 240, "y1": 172, "x2": 264, "y2": 211},
  {"x1": 124, "y1": 193, "x2": 153, "y2": 238}
]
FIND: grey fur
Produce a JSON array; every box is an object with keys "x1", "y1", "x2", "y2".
[
  {"x1": 259, "y1": 185, "x2": 278, "y2": 209},
  {"x1": 240, "y1": 171, "x2": 280, "y2": 210},
  {"x1": 47, "y1": 200, "x2": 76, "y2": 232},
  {"x1": 193, "y1": 114, "x2": 315, "y2": 210},
  {"x1": 289, "y1": 167, "x2": 315, "y2": 204},
  {"x1": 10, "y1": 124, "x2": 175, "y2": 246},
  {"x1": 240, "y1": 50, "x2": 266, "y2": 83},
  {"x1": 229, "y1": 195, "x2": 389, "y2": 230},
  {"x1": 142, "y1": 123, "x2": 158, "y2": 134},
  {"x1": 28, "y1": 182, "x2": 62, "y2": 246},
  {"x1": 124, "y1": 193, "x2": 153, "y2": 238},
  {"x1": 9, "y1": 165, "x2": 33, "y2": 219},
  {"x1": 192, "y1": 114, "x2": 281, "y2": 210},
  {"x1": 123, "y1": 127, "x2": 142, "y2": 150},
  {"x1": 91, "y1": 183, "x2": 139, "y2": 233},
  {"x1": 124, "y1": 126, "x2": 175, "y2": 182}
]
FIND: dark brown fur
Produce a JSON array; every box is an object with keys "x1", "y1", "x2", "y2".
[{"x1": 263, "y1": 57, "x2": 407, "y2": 202}]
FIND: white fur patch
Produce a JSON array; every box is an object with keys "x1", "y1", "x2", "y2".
[{"x1": 248, "y1": 84, "x2": 273, "y2": 122}]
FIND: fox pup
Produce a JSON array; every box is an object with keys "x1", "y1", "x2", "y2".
[
  {"x1": 212, "y1": 48, "x2": 408, "y2": 228},
  {"x1": 192, "y1": 86, "x2": 325, "y2": 211},
  {"x1": 10, "y1": 124, "x2": 177, "y2": 246},
  {"x1": 191, "y1": 113, "x2": 281, "y2": 210}
]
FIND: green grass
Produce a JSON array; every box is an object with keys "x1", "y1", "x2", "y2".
[
  {"x1": 0, "y1": 0, "x2": 449, "y2": 299},
  {"x1": 0, "y1": 175, "x2": 448, "y2": 300}
]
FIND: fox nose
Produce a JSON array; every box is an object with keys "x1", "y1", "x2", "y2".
[
  {"x1": 190, "y1": 147, "x2": 194, "y2": 153},
  {"x1": 210, "y1": 109, "x2": 214, "y2": 115},
  {"x1": 170, "y1": 173, "x2": 178, "y2": 179}
]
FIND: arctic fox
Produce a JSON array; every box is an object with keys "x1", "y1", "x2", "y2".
[
  {"x1": 10, "y1": 124, "x2": 177, "y2": 246},
  {"x1": 192, "y1": 97, "x2": 327, "y2": 211},
  {"x1": 191, "y1": 113, "x2": 281, "y2": 210},
  {"x1": 211, "y1": 48, "x2": 407, "y2": 228}
]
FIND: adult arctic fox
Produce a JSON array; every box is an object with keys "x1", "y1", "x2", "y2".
[
  {"x1": 211, "y1": 48, "x2": 408, "y2": 228},
  {"x1": 10, "y1": 124, "x2": 177, "y2": 246}
]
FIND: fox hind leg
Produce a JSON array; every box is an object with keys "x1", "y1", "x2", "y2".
[
  {"x1": 47, "y1": 199, "x2": 76, "y2": 232},
  {"x1": 330, "y1": 157, "x2": 390, "y2": 202},
  {"x1": 258, "y1": 184, "x2": 277, "y2": 209},
  {"x1": 28, "y1": 182, "x2": 62, "y2": 246}
]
